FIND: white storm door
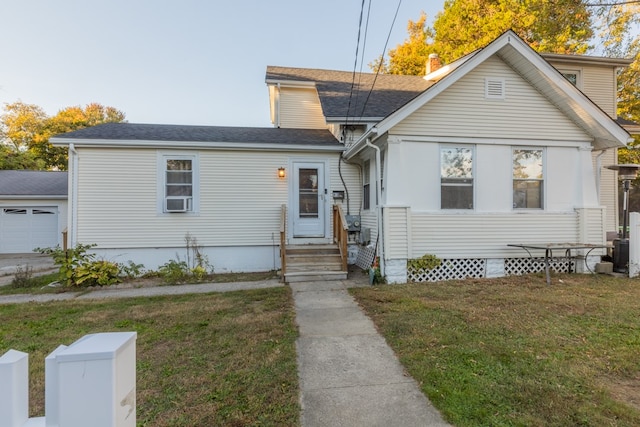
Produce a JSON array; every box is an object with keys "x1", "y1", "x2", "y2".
[{"x1": 292, "y1": 162, "x2": 326, "y2": 237}]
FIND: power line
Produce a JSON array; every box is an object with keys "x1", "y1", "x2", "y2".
[
  {"x1": 359, "y1": 0, "x2": 403, "y2": 121},
  {"x1": 345, "y1": 0, "x2": 367, "y2": 128}
]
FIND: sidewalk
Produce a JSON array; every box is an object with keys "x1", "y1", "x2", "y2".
[
  {"x1": 291, "y1": 279, "x2": 450, "y2": 427},
  {"x1": 0, "y1": 279, "x2": 283, "y2": 304}
]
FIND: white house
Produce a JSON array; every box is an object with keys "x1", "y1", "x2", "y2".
[
  {"x1": 0, "y1": 170, "x2": 68, "y2": 253},
  {"x1": 51, "y1": 31, "x2": 633, "y2": 282}
]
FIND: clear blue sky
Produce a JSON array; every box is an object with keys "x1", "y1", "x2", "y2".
[{"x1": 0, "y1": 1, "x2": 444, "y2": 127}]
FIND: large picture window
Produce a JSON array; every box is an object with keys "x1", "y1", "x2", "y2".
[
  {"x1": 160, "y1": 154, "x2": 198, "y2": 213},
  {"x1": 441, "y1": 147, "x2": 473, "y2": 209},
  {"x1": 513, "y1": 148, "x2": 543, "y2": 209}
]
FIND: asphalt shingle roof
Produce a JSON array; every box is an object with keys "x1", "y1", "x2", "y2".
[
  {"x1": 53, "y1": 123, "x2": 341, "y2": 146},
  {"x1": 265, "y1": 66, "x2": 434, "y2": 119},
  {"x1": 0, "y1": 170, "x2": 68, "y2": 196}
]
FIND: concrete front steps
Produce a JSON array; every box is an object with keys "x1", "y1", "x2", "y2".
[{"x1": 284, "y1": 244, "x2": 347, "y2": 283}]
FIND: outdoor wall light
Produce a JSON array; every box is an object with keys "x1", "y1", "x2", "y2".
[{"x1": 278, "y1": 167, "x2": 286, "y2": 178}]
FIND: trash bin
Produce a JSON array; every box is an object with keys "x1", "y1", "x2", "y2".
[{"x1": 613, "y1": 238, "x2": 629, "y2": 273}]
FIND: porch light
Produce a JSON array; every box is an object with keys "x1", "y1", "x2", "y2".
[{"x1": 278, "y1": 167, "x2": 286, "y2": 178}]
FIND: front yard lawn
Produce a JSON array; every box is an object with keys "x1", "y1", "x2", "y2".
[
  {"x1": 351, "y1": 274, "x2": 640, "y2": 426},
  {"x1": 0, "y1": 287, "x2": 299, "y2": 426}
]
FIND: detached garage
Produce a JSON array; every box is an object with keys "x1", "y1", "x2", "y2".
[{"x1": 0, "y1": 170, "x2": 68, "y2": 253}]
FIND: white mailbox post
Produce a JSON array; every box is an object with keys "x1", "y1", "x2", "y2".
[
  {"x1": 45, "y1": 332, "x2": 137, "y2": 427},
  {"x1": 0, "y1": 350, "x2": 29, "y2": 427}
]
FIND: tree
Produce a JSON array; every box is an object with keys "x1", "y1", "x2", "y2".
[
  {"x1": 1, "y1": 102, "x2": 125, "y2": 170},
  {"x1": 375, "y1": 0, "x2": 595, "y2": 71},
  {"x1": 371, "y1": 12, "x2": 435, "y2": 75}
]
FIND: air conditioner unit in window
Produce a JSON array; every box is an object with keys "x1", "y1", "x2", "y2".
[{"x1": 165, "y1": 197, "x2": 191, "y2": 213}]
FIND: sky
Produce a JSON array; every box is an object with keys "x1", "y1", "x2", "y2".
[{"x1": 0, "y1": 1, "x2": 444, "y2": 128}]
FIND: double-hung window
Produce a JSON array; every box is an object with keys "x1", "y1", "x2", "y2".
[
  {"x1": 513, "y1": 148, "x2": 543, "y2": 209},
  {"x1": 160, "y1": 154, "x2": 198, "y2": 213},
  {"x1": 363, "y1": 160, "x2": 371, "y2": 210},
  {"x1": 440, "y1": 146, "x2": 474, "y2": 210}
]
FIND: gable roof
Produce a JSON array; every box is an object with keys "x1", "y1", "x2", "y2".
[
  {"x1": 51, "y1": 123, "x2": 343, "y2": 151},
  {"x1": 266, "y1": 66, "x2": 433, "y2": 121},
  {"x1": 344, "y1": 30, "x2": 631, "y2": 158},
  {"x1": 0, "y1": 170, "x2": 67, "y2": 198}
]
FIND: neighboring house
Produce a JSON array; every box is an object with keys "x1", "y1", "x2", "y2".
[
  {"x1": 0, "y1": 170, "x2": 68, "y2": 253},
  {"x1": 51, "y1": 31, "x2": 633, "y2": 282}
]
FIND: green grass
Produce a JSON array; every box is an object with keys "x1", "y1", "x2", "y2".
[
  {"x1": 0, "y1": 288, "x2": 299, "y2": 426},
  {"x1": 351, "y1": 273, "x2": 640, "y2": 426}
]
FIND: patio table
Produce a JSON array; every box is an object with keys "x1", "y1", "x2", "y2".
[{"x1": 507, "y1": 243, "x2": 610, "y2": 285}]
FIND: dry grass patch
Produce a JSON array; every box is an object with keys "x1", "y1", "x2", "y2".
[
  {"x1": 0, "y1": 288, "x2": 298, "y2": 426},
  {"x1": 351, "y1": 273, "x2": 640, "y2": 426}
]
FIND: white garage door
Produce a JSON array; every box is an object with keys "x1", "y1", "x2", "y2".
[{"x1": 0, "y1": 207, "x2": 59, "y2": 253}]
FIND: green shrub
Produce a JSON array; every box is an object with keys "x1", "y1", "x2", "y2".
[
  {"x1": 75, "y1": 260, "x2": 121, "y2": 287},
  {"x1": 36, "y1": 243, "x2": 122, "y2": 287},
  {"x1": 158, "y1": 259, "x2": 190, "y2": 284},
  {"x1": 119, "y1": 260, "x2": 146, "y2": 279},
  {"x1": 407, "y1": 254, "x2": 441, "y2": 273}
]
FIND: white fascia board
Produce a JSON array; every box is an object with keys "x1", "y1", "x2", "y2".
[
  {"x1": 264, "y1": 79, "x2": 316, "y2": 88},
  {"x1": 50, "y1": 137, "x2": 344, "y2": 152},
  {"x1": 0, "y1": 195, "x2": 67, "y2": 200},
  {"x1": 541, "y1": 52, "x2": 633, "y2": 68},
  {"x1": 325, "y1": 117, "x2": 384, "y2": 123}
]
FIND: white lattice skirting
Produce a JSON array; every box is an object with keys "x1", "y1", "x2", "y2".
[{"x1": 407, "y1": 257, "x2": 575, "y2": 282}]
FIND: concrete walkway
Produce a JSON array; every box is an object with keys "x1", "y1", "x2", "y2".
[{"x1": 291, "y1": 280, "x2": 450, "y2": 427}]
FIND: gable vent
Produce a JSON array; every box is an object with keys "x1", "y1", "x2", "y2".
[{"x1": 485, "y1": 78, "x2": 505, "y2": 99}]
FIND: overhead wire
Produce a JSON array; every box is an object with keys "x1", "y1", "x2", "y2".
[{"x1": 359, "y1": 0, "x2": 403, "y2": 121}]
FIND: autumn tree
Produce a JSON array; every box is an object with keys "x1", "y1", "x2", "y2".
[
  {"x1": 374, "y1": 0, "x2": 595, "y2": 72},
  {"x1": 0, "y1": 102, "x2": 125, "y2": 170},
  {"x1": 371, "y1": 12, "x2": 435, "y2": 75}
]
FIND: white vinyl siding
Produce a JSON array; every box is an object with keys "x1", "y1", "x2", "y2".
[
  {"x1": 74, "y1": 148, "x2": 355, "y2": 248},
  {"x1": 410, "y1": 212, "x2": 579, "y2": 258},
  {"x1": 278, "y1": 87, "x2": 326, "y2": 129},
  {"x1": 384, "y1": 206, "x2": 410, "y2": 259},
  {"x1": 595, "y1": 149, "x2": 618, "y2": 232},
  {"x1": 547, "y1": 60, "x2": 617, "y2": 117},
  {"x1": 392, "y1": 56, "x2": 590, "y2": 141}
]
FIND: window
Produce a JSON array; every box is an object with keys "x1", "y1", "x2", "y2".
[
  {"x1": 160, "y1": 154, "x2": 198, "y2": 213},
  {"x1": 363, "y1": 160, "x2": 370, "y2": 210},
  {"x1": 513, "y1": 149, "x2": 543, "y2": 209},
  {"x1": 441, "y1": 147, "x2": 473, "y2": 209},
  {"x1": 559, "y1": 69, "x2": 581, "y2": 88}
]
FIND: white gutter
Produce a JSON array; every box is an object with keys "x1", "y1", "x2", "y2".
[
  {"x1": 69, "y1": 143, "x2": 79, "y2": 248},
  {"x1": 365, "y1": 138, "x2": 385, "y2": 277},
  {"x1": 276, "y1": 83, "x2": 281, "y2": 128},
  {"x1": 345, "y1": 126, "x2": 379, "y2": 160}
]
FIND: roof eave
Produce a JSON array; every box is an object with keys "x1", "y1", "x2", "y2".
[{"x1": 50, "y1": 137, "x2": 344, "y2": 152}]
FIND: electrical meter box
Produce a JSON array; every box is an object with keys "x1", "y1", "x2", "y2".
[{"x1": 345, "y1": 215, "x2": 361, "y2": 232}]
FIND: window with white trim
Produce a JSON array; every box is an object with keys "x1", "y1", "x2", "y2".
[
  {"x1": 160, "y1": 154, "x2": 198, "y2": 213},
  {"x1": 363, "y1": 160, "x2": 371, "y2": 210},
  {"x1": 513, "y1": 148, "x2": 544, "y2": 209},
  {"x1": 559, "y1": 69, "x2": 581, "y2": 88},
  {"x1": 440, "y1": 146, "x2": 474, "y2": 209}
]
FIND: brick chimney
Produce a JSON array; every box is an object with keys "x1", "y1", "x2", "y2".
[{"x1": 426, "y1": 53, "x2": 441, "y2": 75}]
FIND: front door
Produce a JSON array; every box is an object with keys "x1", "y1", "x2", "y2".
[{"x1": 292, "y1": 162, "x2": 326, "y2": 237}]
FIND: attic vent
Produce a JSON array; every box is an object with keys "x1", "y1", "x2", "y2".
[{"x1": 485, "y1": 78, "x2": 505, "y2": 99}]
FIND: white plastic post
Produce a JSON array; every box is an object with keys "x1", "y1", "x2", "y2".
[
  {"x1": 0, "y1": 350, "x2": 29, "y2": 427},
  {"x1": 629, "y1": 212, "x2": 640, "y2": 277},
  {"x1": 45, "y1": 332, "x2": 137, "y2": 427}
]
